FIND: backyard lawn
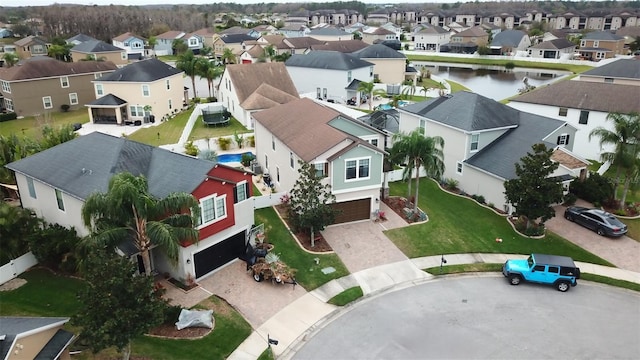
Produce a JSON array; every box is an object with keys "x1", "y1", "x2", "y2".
[
  {"x1": 189, "y1": 116, "x2": 252, "y2": 143},
  {"x1": 0, "y1": 110, "x2": 89, "y2": 139},
  {"x1": 406, "y1": 54, "x2": 593, "y2": 74},
  {"x1": 384, "y1": 179, "x2": 613, "y2": 266},
  {"x1": 125, "y1": 110, "x2": 191, "y2": 146}
]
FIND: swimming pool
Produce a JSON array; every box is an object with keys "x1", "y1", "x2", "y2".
[
  {"x1": 217, "y1": 152, "x2": 255, "y2": 163},
  {"x1": 377, "y1": 101, "x2": 408, "y2": 111}
]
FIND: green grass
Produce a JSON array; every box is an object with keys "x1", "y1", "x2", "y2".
[
  {"x1": 0, "y1": 110, "x2": 89, "y2": 139},
  {"x1": 384, "y1": 179, "x2": 613, "y2": 266},
  {"x1": 445, "y1": 79, "x2": 470, "y2": 93},
  {"x1": 189, "y1": 116, "x2": 251, "y2": 143},
  {"x1": 0, "y1": 268, "x2": 86, "y2": 317},
  {"x1": 257, "y1": 347, "x2": 275, "y2": 360},
  {"x1": 406, "y1": 54, "x2": 593, "y2": 74},
  {"x1": 255, "y1": 207, "x2": 349, "y2": 290},
  {"x1": 126, "y1": 110, "x2": 191, "y2": 146},
  {"x1": 580, "y1": 273, "x2": 640, "y2": 292},
  {"x1": 327, "y1": 286, "x2": 364, "y2": 306}
]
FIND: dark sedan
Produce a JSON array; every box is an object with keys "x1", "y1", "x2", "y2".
[{"x1": 564, "y1": 206, "x2": 628, "y2": 237}]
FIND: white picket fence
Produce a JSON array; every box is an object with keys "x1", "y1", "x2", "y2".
[{"x1": 0, "y1": 252, "x2": 38, "y2": 285}]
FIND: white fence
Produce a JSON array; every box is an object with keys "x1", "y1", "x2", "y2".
[
  {"x1": 0, "y1": 252, "x2": 38, "y2": 285},
  {"x1": 252, "y1": 191, "x2": 288, "y2": 209}
]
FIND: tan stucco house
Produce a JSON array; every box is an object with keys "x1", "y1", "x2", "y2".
[{"x1": 70, "y1": 40, "x2": 128, "y2": 66}]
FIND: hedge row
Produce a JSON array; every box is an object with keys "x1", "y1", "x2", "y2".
[{"x1": 0, "y1": 112, "x2": 17, "y2": 122}]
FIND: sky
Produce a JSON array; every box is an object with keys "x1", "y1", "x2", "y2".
[{"x1": 4, "y1": 0, "x2": 456, "y2": 7}]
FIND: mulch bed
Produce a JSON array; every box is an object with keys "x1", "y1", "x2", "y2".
[
  {"x1": 147, "y1": 323, "x2": 211, "y2": 339},
  {"x1": 274, "y1": 204, "x2": 333, "y2": 252}
]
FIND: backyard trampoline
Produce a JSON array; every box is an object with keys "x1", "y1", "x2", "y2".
[{"x1": 201, "y1": 103, "x2": 230, "y2": 126}]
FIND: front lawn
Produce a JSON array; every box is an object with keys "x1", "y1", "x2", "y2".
[
  {"x1": 384, "y1": 179, "x2": 612, "y2": 266},
  {"x1": 255, "y1": 207, "x2": 349, "y2": 290},
  {"x1": 0, "y1": 110, "x2": 89, "y2": 139}
]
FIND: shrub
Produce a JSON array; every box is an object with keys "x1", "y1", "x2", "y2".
[
  {"x1": 233, "y1": 131, "x2": 244, "y2": 148},
  {"x1": 206, "y1": 97, "x2": 216, "y2": 103},
  {"x1": 163, "y1": 305, "x2": 183, "y2": 324},
  {"x1": 217, "y1": 136, "x2": 231, "y2": 150},
  {"x1": 240, "y1": 153, "x2": 255, "y2": 167},
  {"x1": 477, "y1": 45, "x2": 490, "y2": 55},
  {"x1": 60, "y1": 104, "x2": 70, "y2": 112},
  {"x1": 247, "y1": 135, "x2": 255, "y2": 147},
  {"x1": 0, "y1": 112, "x2": 18, "y2": 122},
  {"x1": 184, "y1": 140, "x2": 199, "y2": 156},
  {"x1": 570, "y1": 173, "x2": 614, "y2": 204},
  {"x1": 505, "y1": 62, "x2": 515, "y2": 70},
  {"x1": 444, "y1": 178, "x2": 459, "y2": 190},
  {"x1": 563, "y1": 193, "x2": 577, "y2": 206},
  {"x1": 28, "y1": 223, "x2": 81, "y2": 273}
]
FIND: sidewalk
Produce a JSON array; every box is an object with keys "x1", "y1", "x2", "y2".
[{"x1": 228, "y1": 253, "x2": 640, "y2": 359}]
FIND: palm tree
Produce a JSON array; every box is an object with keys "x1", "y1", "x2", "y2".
[
  {"x1": 147, "y1": 36, "x2": 157, "y2": 57},
  {"x1": 356, "y1": 81, "x2": 374, "y2": 111},
  {"x1": 176, "y1": 50, "x2": 200, "y2": 99},
  {"x1": 172, "y1": 38, "x2": 187, "y2": 55},
  {"x1": 221, "y1": 47, "x2": 236, "y2": 64},
  {"x1": 2, "y1": 53, "x2": 19, "y2": 67},
  {"x1": 196, "y1": 58, "x2": 224, "y2": 98},
  {"x1": 390, "y1": 129, "x2": 445, "y2": 212},
  {"x1": 589, "y1": 112, "x2": 640, "y2": 207},
  {"x1": 420, "y1": 84, "x2": 430, "y2": 97},
  {"x1": 81, "y1": 172, "x2": 200, "y2": 276}
]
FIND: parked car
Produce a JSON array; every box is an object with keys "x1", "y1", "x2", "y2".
[
  {"x1": 564, "y1": 206, "x2": 628, "y2": 237},
  {"x1": 502, "y1": 254, "x2": 580, "y2": 292}
]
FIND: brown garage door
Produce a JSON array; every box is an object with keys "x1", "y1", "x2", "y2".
[{"x1": 331, "y1": 198, "x2": 371, "y2": 224}]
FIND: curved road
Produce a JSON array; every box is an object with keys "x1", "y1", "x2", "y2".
[{"x1": 290, "y1": 276, "x2": 640, "y2": 360}]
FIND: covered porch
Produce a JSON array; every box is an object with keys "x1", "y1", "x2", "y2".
[{"x1": 86, "y1": 94, "x2": 128, "y2": 125}]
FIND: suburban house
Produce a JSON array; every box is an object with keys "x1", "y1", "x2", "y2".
[
  {"x1": 253, "y1": 24, "x2": 277, "y2": 34},
  {"x1": 310, "y1": 39, "x2": 369, "y2": 53},
  {"x1": 192, "y1": 28, "x2": 216, "y2": 48},
  {"x1": 0, "y1": 57, "x2": 117, "y2": 116},
  {"x1": 489, "y1": 30, "x2": 531, "y2": 55},
  {"x1": 87, "y1": 58, "x2": 185, "y2": 125},
  {"x1": 577, "y1": 57, "x2": 640, "y2": 86},
  {"x1": 308, "y1": 27, "x2": 353, "y2": 42},
  {"x1": 70, "y1": 40, "x2": 128, "y2": 66},
  {"x1": 153, "y1": 30, "x2": 186, "y2": 56},
  {"x1": 0, "y1": 317, "x2": 75, "y2": 360},
  {"x1": 0, "y1": 28, "x2": 14, "y2": 38},
  {"x1": 351, "y1": 43, "x2": 408, "y2": 84},
  {"x1": 112, "y1": 32, "x2": 146, "y2": 60},
  {"x1": 6, "y1": 132, "x2": 255, "y2": 281},
  {"x1": 413, "y1": 25, "x2": 451, "y2": 52},
  {"x1": 213, "y1": 33, "x2": 255, "y2": 61},
  {"x1": 397, "y1": 91, "x2": 586, "y2": 214},
  {"x1": 441, "y1": 26, "x2": 488, "y2": 53},
  {"x1": 14, "y1": 35, "x2": 49, "y2": 59},
  {"x1": 278, "y1": 24, "x2": 310, "y2": 38},
  {"x1": 280, "y1": 36, "x2": 325, "y2": 55},
  {"x1": 527, "y1": 38, "x2": 576, "y2": 59},
  {"x1": 183, "y1": 32, "x2": 205, "y2": 54},
  {"x1": 252, "y1": 97, "x2": 387, "y2": 223},
  {"x1": 578, "y1": 31, "x2": 626, "y2": 61},
  {"x1": 66, "y1": 33, "x2": 98, "y2": 46},
  {"x1": 285, "y1": 51, "x2": 374, "y2": 103},
  {"x1": 217, "y1": 62, "x2": 299, "y2": 129},
  {"x1": 238, "y1": 44, "x2": 270, "y2": 64},
  {"x1": 508, "y1": 80, "x2": 640, "y2": 161},
  {"x1": 360, "y1": 27, "x2": 396, "y2": 45}
]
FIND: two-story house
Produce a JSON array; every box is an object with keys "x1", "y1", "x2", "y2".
[
  {"x1": 442, "y1": 26, "x2": 488, "y2": 53},
  {"x1": 70, "y1": 40, "x2": 128, "y2": 66},
  {"x1": 360, "y1": 27, "x2": 396, "y2": 45},
  {"x1": 66, "y1": 33, "x2": 98, "y2": 46},
  {"x1": 183, "y1": 32, "x2": 205, "y2": 54},
  {"x1": 253, "y1": 97, "x2": 387, "y2": 223},
  {"x1": 527, "y1": 38, "x2": 576, "y2": 59},
  {"x1": 217, "y1": 62, "x2": 299, "y2": 129},
  {"x1": 351, "y1": 44, "x2": 407, "y2": 84},
  {"x1": 112, "y1": 32, "x2": 146, "y2": 60},
  {"x1": 398, "y1": 91, "x2": 586, "y2": 214},
  {"x1": 0, "y1": 57, "x2": 117, "y2": 116},
  {"x1": 87, "y1": 58, "x2": 184, "y2": 125},
  {"x1": 279, "y1": 24, "x2": 311, "y2": 38},
  {"x1": 213, "y1": 33, "x2": 256, "y2": 62},
  {"x1": 577, "y1": 58, "x2": 640, "y2": 86},
  {"x1": 413, "y1": 25, "x2": 451, "y2": 52},
  {"x1": 281, "y1": 37, "x2": 325, "y2": 55},
  {"x1": 578, "y1": 31, "x2": 625, "y2": 61},
  {"x1": 154, "y1": 30, "x2": 186, "y2": 56},
  {"x1": 308, "y1": 27, "x2": 353, "y2": 42},
  {"x1": 14, "y1": 36, "x2": 49, "y2": 59},
  {"x1": 6, "y1": 132, "x2": 255, "y2": 281},
  {"x1": 285, "y1": 51, "x2": 374, "y2": 103},
  {"x1": 508, "y1": 80, "x2": 640, "y2": 161},
  {"x1": 489, "y1": 30, "x2": 531, "y2": 55}
]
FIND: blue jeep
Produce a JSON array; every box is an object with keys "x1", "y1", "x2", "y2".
[{"x1": 502, "y1": 254, "x2": 580, "y2": 292}]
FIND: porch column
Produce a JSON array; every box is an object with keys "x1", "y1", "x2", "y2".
[
  {"x1": 87, "y1": 107, "x2": 95, "y2": 124},
  {"x1": 116, "y1": 107, "x2": 123, "y2": 125}
]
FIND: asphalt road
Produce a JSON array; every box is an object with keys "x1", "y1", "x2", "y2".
[{"x1": 291, "y1": 275, "x2": 640, "y2": 360}]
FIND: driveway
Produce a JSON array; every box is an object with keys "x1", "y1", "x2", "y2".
[{"x1": 546, "y1": 201, "x2": 640, "y2": 273}]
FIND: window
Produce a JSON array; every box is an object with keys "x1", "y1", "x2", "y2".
[
  {"x1": 166, "y1": 79, "x2": 171, "y2": 90},
  {"x1": 419, "y1": 119, "x2": 426, "y2": 133},
  {"x1": 579, "y1": 110, "x2": 589, "y2": 124},
  {"x1": 271, "y1": 135, "x2": 275, "y2": 150},
  {"x1": 558, "y1": 107, "x2": 568, "y2": 117},
  {"x1": 277, "y1": 166, "x2": 280, "y2": 182},
  {"x1": 197, "y1": 194, "x2": 227, "y2": 226},
  {"x1": 264, "y1": 154, "x2": 269, "y2": 170},
  {"x1": 5, "y1": 99, "x2": 14, "y2": 112},
  {"x1": 130, "y1": 105, "x2": 145, "y2": 117},
  {"x1": 548, "y1": 266, "x2": 559, "y2": 274},
  {"x1": 142, "y1": 84, "x2": 150, "y2": 97},
  {"x1": 189, "y1": 38, "x2": 198, "y2": 46},
  {"x1": 1, "y1": 80, "x2": 11, "y2": 93},
  {"x1": 235, "y1": 182, "x2": 248, "y2": 203},
  {"x1": 55, "y1": 189, "x2": 65, "y2": 211},
  {"x1": 95, "y1": 84, "x2": 104, "y2": 96},
  {"x1": 456, "y1": 161, "x2": 463, "y2": 174},
  {"x1": 290, "y1": 152, "x2": 294, "y2": 168},
  {"x1": 121, "y1": 52, "x2": 127, "y2": 60},
  {"x1": 533, "y1": 265, "x2": 545, "y2": 272},
  {"x1": 470, "y1": 134, "x2": 479, "y2": 151},
  {"x1": 42, "y1": 96, "x2": 53, "y2": 109},
  {"x1": 370, "y1": 66, "x2": 374, "y2": 77},
  {"x1": 69, "y1": 93, "x2": 78, "y2": 105},
  {"x1": 593, "y1": 41, "x2": 599, "y2": 47},
  {"x1": 323, "y1": 88, "x2": 327, "y2": 99},
  {"x1": 94, "y1": 72, "x2": 102, "y2": 79},
  {"x1": 314, "y1": 162, "x2": 326, "y2": 178},
  {"x1": 604, "y1": 77, "x2": 614, "y2": 83},
  {"x1": 316, "y1": 87, "x2": 321, "y2": 99},
  {"x1": 345, "y1": 158, "x2": 370, "y2": 180},
  {"x1": 168, "y1": 99, "x2": 172, "y2": 110},
  {"x1": 368, "y1": 138, "x2": 378, "y2": 147},
  {"x1": 347, "y1": 70, "x2": 352, "y2": 83},
  {"x1": 60, "y1": 76, "x2": 69, "y2": 88},
  {"x1": 27, "y1": 177, "x2": 36, "y2": 198},
  {"x1": 557, "y1": 133, "x2": 570, "y2": 145}
]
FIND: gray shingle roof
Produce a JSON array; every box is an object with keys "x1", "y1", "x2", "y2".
[
  {"x1": 309, "y1": 27, "x2": 350, "y2": 36},
  {"x1": 583, "y1": 31, "x2": 624, "y2": 41},
  {"x1": 286, "y1": 51, "x2": 373, "y2": 71},
  {"x1": 0, "y1": 317, "x2": 70, "y2": 360},
  {"x1": 72, "y1": 39, "x2": 122, "y2": 53},
  {"x1": 97, "y1": 58, "x2": 182, "y2": 82},
  {"x1": 220, "y1": 33, "x2": 255, "y2": 44},
  {"x1": 0, "y1": 57, "x2": 117, "y2": 81},
  {"x1": 465, "y1": 111, "x2": 564, "y2": 180},
  {"x1": 529, "y1": 38, "x2": 575, "y2": 50},
  {"x1": 580, "y1": 58, "x2": 640, "y2": 80},
  {"x1": 87, "y1": 93, "x2": 127, "y2": 106},
  {"x1": 6, "y1": 132, "x2": 216, "y2": 200},
  {"x1": 67, "y1": 33, "x2": 98, "y2": 43},
  {"x1": 352, "y1": 43, "x2": 406, "y2": 59},
  {"x1": 490, "y1": 30, "x2": 527, "y2": 47},
  {"x1": 401, "y1": 91, "x2": 520, "y2": 132}
]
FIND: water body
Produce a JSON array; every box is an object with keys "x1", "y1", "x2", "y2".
[
  {"x1": 413, "y1": 61, "x2": 571, "y2": 101},
  {"x1": 217, "y1": 151, "x2": 254, "y2": 163}
]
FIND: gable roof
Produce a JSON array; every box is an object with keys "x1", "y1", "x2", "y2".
[
  {"x1": 583, "y1": 31, "x2": 624, "y2": 41},
  {"x1": 491, "y1": 30, "x2": 527, "y2": 47},
  {"x1": 530, "y1": 38, "x2": 575, "y2": 50},
  {"x1": 6, "y1": 132, "x2": 218, "y2": 200},
  {"x1": 253, "y1": 98, "x2": 376, "y2": 162},
  {"x1": 241, "y1": 83, "x2": 299, "y2": 110},
  {"x1": 363, "y1": 27, "x2": 395, "y2": 35},
  {"x1": 71, "y1": 40, "x2": 123, "y2": 53},
  {"x1": 219, "y1": 33, "x2": 255, "y2": 44},
  {"x1": 156, "y1": 30, "x2": 186, "y2": 40},
  {"x1": 220, "y1": 26, "x2": 252, "y2": 35},
  {"x1": 465, "y1": 111, "x2": 566, "y2": 180},
  {"x1": 309, "y1": 27, "x2": 350, "y2": 36},
  {"x1": 113, "y1": 32, "x2": 145, "y2": 42},
  {"x1": 510, "y1": 80, "x2": 640, "y2": 114},
  {"x1": 66, "y1": 33, "x2": 98, "y2": 44},
  {"x1": 96, "y1": 58, "x2": 182, "y2": 82},
  {"x1": 580, "y1": 58, "x2": 640, "y2": 80},
  {"x1": 417, "y1": 25, "x2": 449, "y2": 34},
  {"x1": 225, "y1": 62, "x2": 298, "y2": 104},
  {"x1": 311, "y1": 39, "x2": 369, "y2": 53},
  {"x1": 286, "y1": 51, "x2": 373, "y2": 71},
  {"x1": 14, "y1": 35, "x2": 47, "y2": 47},
  {"x1": 282, "y1": 36, "x2": 325, "y2": 49},
  {"x1": 0, "y1": 317, "x2": 71, "y2": 360},
  {"x1": 87, "y1": 93, "x2": 127, "y2": 106},
  {"x1": 455, "y1": 26, "x2": 487, "y2": 38},
  {"x1": 0, "y1": 57, "x2": 117, "y2": 81},
  {"x1": 352, "y1": 43, "x2": 406, "y2": 59},
  {"x1": 401, "y1": 91, "x2": 520, "y2": 132}
]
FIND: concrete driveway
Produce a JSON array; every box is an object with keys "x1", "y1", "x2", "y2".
[{"x1": 546, "y1": 202, "x2": 640, "y2": 272}]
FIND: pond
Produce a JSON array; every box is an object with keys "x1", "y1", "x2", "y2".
[{"x1": 413, "y1": 61, "x2": 571, "y2": 101}]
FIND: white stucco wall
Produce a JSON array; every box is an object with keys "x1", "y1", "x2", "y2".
[{"x1": 286, "y1": 65, "x2": 372, "y2": 103}]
